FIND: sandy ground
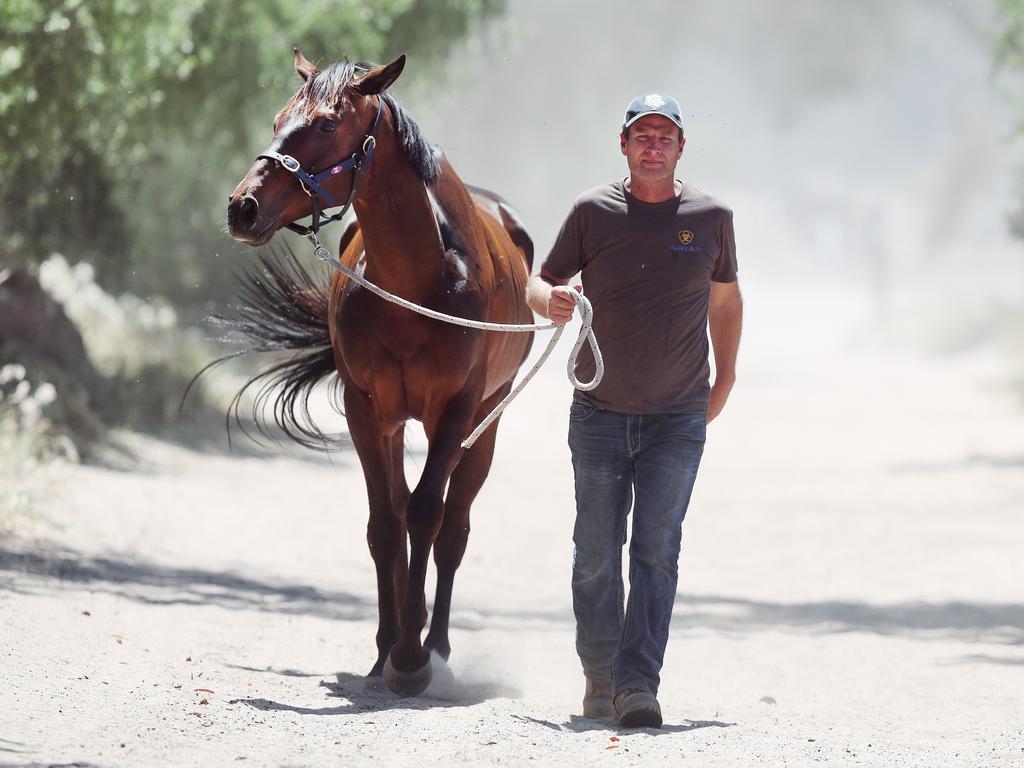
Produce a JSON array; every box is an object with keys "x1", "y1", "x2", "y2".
[{"x1": 2, "y1": 339, "x2": 1023, "y2": 767}]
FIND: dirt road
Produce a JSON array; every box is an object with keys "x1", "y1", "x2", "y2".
[{"x1": 2, "y1": 345, "x2": 1022, "y2": 767}]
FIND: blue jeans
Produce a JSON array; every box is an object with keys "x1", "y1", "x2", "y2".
[{"x1": 567, "y1": 400, "x2": 705, "y2": 697}]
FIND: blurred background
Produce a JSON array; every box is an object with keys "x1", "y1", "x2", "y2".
[{"x1": 2, "y1": 0, "x2": 1024, "y2": 511}]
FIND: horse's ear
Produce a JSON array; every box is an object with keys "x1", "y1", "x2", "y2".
[
  {"x1": 294, "y1": 47, "x2": 317, "y2": 82},
  {"x1": 353, "y1": 54, "x2": 406, "y2": 95}
]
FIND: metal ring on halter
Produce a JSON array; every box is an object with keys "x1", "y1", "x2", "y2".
[
  {"x1": 280, "y1": 154, "x2": 301, "y2": 172},
  {"x1": 362, "y1": 136, "x2": 376, "y2": 154}
]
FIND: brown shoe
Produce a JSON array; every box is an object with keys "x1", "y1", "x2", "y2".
[
  {"x1": 613, "y1": 688, "x2": 662, "y2": 728},
  {"x1": 582, "y1": 677, "x2": 613, "y2": 719}
]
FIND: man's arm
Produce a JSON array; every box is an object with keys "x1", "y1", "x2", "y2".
[
  {"x1": 707, "y1": 279, "x2": 743, "y2": 424},
  {"x1": 526, "y1": 268, "x2": 581, "y2": 325}
]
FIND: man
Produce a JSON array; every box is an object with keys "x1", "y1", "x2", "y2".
[{"x1": 525, "y1": 94, "x2": 742, "y2": 728}]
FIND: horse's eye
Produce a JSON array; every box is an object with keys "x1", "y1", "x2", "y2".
[{"x1": 318, "y1": 118, "x2": 337, "y2": 133}]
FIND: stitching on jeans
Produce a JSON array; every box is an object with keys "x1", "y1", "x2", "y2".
[{"x1": 624, "y1": 414, "x2": 638, "y2": 457}]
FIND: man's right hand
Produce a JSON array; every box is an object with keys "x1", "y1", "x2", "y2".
[{"x1": 548, "y1": 284, "x2": 583, "y2": 325}]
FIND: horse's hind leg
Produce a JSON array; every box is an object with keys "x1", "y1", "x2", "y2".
[
  {"x1": 424, "y1": 385, "x2": 509, "y2": 661},
  {"x1": 344, "y1": 386, "x2": 404, "y2": 680}
]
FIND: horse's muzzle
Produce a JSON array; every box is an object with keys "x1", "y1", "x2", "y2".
[{"x1": 227, "y1": 194, "x2": 273, "y2": 245}]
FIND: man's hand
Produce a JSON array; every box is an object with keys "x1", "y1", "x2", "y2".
[
  {"x1": 706, "y1": 375, "x2": 735, "y2": 424},
  {"x1": 548, "y1": 284, "x2": 583, "y2": 325}
]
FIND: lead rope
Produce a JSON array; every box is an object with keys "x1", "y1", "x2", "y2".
[{"x1": 305, "y1": 232, "x2": 604, "y2": 448}]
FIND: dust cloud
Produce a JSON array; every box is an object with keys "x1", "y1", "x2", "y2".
[{"x1": 403, "y1": 0, "x2": 1024, "y2": 356}]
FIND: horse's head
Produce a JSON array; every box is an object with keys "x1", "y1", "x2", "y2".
[{"x1": 227, "y1": 49, "x2": 405, "y2": 246}]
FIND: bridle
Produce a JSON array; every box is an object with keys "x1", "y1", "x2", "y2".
[{"x1": 256, "y1": 98, "x2": 384, "y2": 237}]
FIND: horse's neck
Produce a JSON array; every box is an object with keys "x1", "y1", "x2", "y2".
[{"x1": 352, "y1": 143, "x2": 444, "y2": 301}]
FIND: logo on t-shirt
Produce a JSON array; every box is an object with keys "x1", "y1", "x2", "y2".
[{"x1": 671, "y1": 229, "x2": 700, "y2": 253}]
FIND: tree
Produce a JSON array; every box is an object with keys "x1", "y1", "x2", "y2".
[
  {"x1": 995, "y1": 0, "x2": 1024, "y2": 238},
  {"x1": 0, "y1": 0, "x2": 503, "y2": 300}
]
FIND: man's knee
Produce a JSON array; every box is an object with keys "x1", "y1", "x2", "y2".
[
  {"x1": 628, "y1": 535, "x2": 681, "y2": 576},
  {"x1": 572, "y1": 542, "x2": 620, "y2": 585}
]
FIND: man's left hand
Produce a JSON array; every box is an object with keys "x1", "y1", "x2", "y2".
[{"x1": 707, "y1": 376, "x2": 734, "y2": 424}]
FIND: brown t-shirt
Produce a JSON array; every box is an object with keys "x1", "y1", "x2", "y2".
[{"x1": 541, "y1": 180, "x2": 737, "y2": 414}]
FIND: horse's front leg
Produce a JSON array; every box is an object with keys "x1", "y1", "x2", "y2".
[
  {"x1": 424, "y1": 382, "x2": 510, "y2": 661},
  {"x1": 344, "y1": 385, "x2": 406, "y2": 682},
  {"x1": 384, "y1": 389, "x2": 480, "y2": 696}
]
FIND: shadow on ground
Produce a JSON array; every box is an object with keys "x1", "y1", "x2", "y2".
[
  {"x1": 228, "y1": 669, "x2": 520, "y2": 714},
  {"x1": 0, "y1": 545, "x2": 375, "y2": 622},
  {"x1": 512, "y1": 713, "x2": 734, "y2": 735},
  {"x1": 946, "y1": 653, "x2": 1024, "y2": 666},
  {"x1": 673, "y1": 594, "x2": 1024, "y2": 645},
  {"x1": 2, "y1": 543, "x2": 1022, "y2": 645}
]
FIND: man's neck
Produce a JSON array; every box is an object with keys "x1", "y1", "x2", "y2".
[{"x1": 625, "y1": 176, "x2": 681, "y2": 204}]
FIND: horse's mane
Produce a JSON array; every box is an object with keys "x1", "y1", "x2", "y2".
[{"x1": 278, "y1": 59, "x2": 439, "y2": 186}]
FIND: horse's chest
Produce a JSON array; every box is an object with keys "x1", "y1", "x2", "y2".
[{"x1": 333, "y1": 287, "x2": 476, "y2": 415}]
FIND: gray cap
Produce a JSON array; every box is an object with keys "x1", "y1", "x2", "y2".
[{"x1": 622, "y1": 94, "x2": 684, "y2": 133}]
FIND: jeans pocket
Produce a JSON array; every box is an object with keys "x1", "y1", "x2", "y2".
[
  {"x1": 569, "y1": 399, "x2": 599, "y2": 422},
  {"x1": 664, "y1": 411, "x2": 707, "y2": 441}
]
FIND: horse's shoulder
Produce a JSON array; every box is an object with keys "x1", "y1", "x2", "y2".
[
  {"x1": 429, "y1": 156, "x2": 533, "y2": 273},
  {"x1": 329, "y1": 218, "x2": 366, "y2": 302},
  {"x1": 464, "y1": 183, "x2": 534, "y2": 270},
  {"x1": 338, "y1": 217, "x2": 361, "y2": 256}
]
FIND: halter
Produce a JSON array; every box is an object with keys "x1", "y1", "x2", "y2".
[{"x1": 256, "y1": 99, "x2": 384, "y2": 236}]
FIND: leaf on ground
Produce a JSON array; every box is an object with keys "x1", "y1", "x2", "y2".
[
  {"x1": 606, "y1": 745, "x2": 619, "y2": 750},
  {"x1": 610, "y1": 736, "x2": 620, "y2": 742},
  {"x1": 199, "y1": 698, "x2": 209, "y2": 705},
  {"x1": 194, "y1": 688, "x2": 215, "y2": 693}
]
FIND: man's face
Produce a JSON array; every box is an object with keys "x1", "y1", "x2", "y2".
[{"x1": 620, "y1": 114, "x2": 685, "y2": 183}]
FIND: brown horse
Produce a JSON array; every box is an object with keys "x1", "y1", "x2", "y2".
[{"x1": 223, "y1": 50, "x2": 534, "y2": 696}]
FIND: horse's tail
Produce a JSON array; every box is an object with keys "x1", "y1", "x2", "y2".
[{"x1": 185, "y1": 244, "x2": 344, "y2": 451}]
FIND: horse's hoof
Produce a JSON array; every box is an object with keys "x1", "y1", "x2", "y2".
[{"x1": 383, "y1": 653, "x2": 432, "y2": 697}]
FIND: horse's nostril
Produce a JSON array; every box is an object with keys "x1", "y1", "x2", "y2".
[
  {"x1": 231, "y1": 194, "x2": 260, "y2": 232},
  {"x1": 239, "y1": 195, "x2": 258, "y2": 219}
]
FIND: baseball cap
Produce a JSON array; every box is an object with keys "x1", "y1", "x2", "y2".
[{"x1": 622, "y1": 94, "x2": 684, "y2": 133}]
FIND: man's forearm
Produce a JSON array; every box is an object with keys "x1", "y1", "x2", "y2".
[
  {"x1": 526, "y1": 274, "x2": 555, "y2": 319},
  {"x1": 708, "y1": 299, "x2": 742, "y2": 382}
]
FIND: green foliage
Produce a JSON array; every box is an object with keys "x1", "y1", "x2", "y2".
[
  {"x1": 0, "y1": 0, "x2": 503, "y2": 298},
  {"x1": 996, "y1": 0, "x2": 1024, "y2": 71},
  {"x1": 995, "y1": 1, "x2": 1024, "y2": 241}
]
